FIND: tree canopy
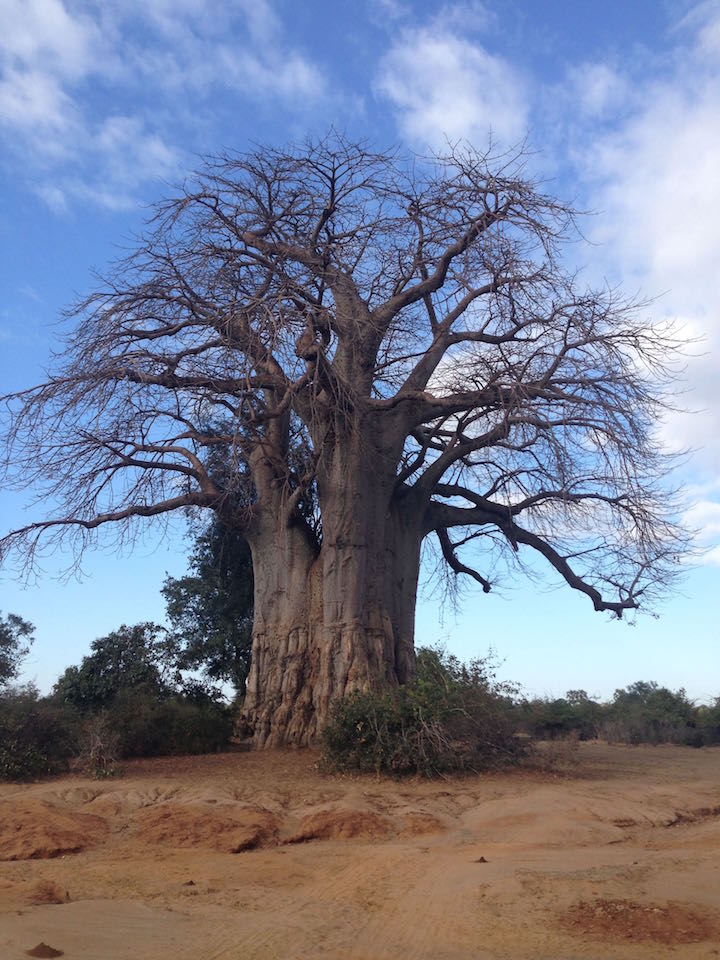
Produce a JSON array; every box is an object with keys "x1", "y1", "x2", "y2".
[
  {"x1": 0, "y1": 134, "x2": 688, "y2": 744},
  {"x1": 162, "y1": 513, "x2": 253, "y2": 696},
  {"x1": 53, "y1": 622, "x2": 172, "y2": 712},
  {"x1": 0, "y1": 611, "x2": 34, "y2": 688}
]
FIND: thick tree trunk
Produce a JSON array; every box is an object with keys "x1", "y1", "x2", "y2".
[
  {"x1": 243, "y1": 438, "x2": 422, "y2": 747},
  {"x1": 242, "y1": 510, "x2": 320, "y2": 747}
]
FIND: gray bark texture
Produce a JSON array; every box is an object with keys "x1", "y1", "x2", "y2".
[{"x1": 244, "y1": 419, "x2": 420, "y2": 746}]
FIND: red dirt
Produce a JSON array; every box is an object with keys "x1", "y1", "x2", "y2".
[
  {"x1": 285, "y1": 808, "x2": 394, "y2": 843},
  {"x1": 563, "y1": 897, "x2": 720, "y2": 944},
  {"x1": 0, "y1": 800, "x2": 108, "y2": 860},
  {"x1": 0, "y1": 742, "x2": 718, "y2": 960},
  {"x1": 133, "y1": 801, "x2": 280, "y2": 853}
]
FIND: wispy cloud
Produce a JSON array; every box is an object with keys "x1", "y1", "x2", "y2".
[
  {"x1": 703, "y1": 544, "x2": 720, "y2": 566},
  {"x1": 564, "y1": 61, "x2": 629, "y2": 120},
  {"x1": 376, "y1": 20, "x2": 527, "y2": 149},
  {"x1": 368, "y1": 0, "x2": 411, "y2": 22},
  {"x1": 568, "y1": 11, "x2": 720, "y2": 478},
  {"x1": 552, "y1": 2, "x2": 720, "y2": 564},
  {"x1": 374, "y1": 1, "x2": 720, "y2": 565},
  {"x1": 0, "y1": 0, "x2": 326, "y2": 210},
  {"x1": 685, "y1": 490, "x2": 720, "y2": 542},
  {"x1": 1, "y1": 0, "x2": 102, "y2": 79},
  {"x1": 676, "y1": 0, "x2": 720, "y2": 59}
]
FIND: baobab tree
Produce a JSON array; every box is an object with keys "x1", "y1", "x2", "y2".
[{"x1": 0, "y1": 135, "x2": 686, "y2": 746}]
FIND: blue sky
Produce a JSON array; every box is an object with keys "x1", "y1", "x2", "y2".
[{"x1": 0, "y1": 0, "x2": 718, "y2": 701}]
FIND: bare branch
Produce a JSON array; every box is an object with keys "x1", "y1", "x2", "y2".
[
  {"x1": 436, "y1": 525, "x2": 491, "y2": 592},
  {"x1": 0, "y1": 132, "x2": 688, "y2": 622}
]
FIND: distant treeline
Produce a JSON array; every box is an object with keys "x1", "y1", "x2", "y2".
[
  {"x1": 0, "y1": 619, "x2": 233, "y2": 781},
  {"x1": 1, "y1": 610, "x2": 718, "y2": 782},
  {"x1": 514, "y1": 682, "x2": 720, "y2": 748}
]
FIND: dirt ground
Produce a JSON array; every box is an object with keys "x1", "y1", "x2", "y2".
[{"x1": 0, "y1": 742, "x2": 719, "y2": 960}]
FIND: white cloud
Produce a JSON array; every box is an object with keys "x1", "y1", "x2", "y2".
[
  {"x1": 0, "y1": 0, "x2": 107, "y2": 154},
  {"x1": 95, "y1": 116, "x2": 178, "y2": 185},
  {"x1": 0, "y1": 66, "x2": 77, "y2": 139},
  {"x1": 369, "y1": 0, "x2": 410, "y2": 21},
  {"x1": 111, "y1": 0, "x2": 324, "y2": 101},
  {"x1": 0, "y1": 0, "x2": 326, "y2": 209},
  {"x1": 219, "y1": 46, "x2": 324, "y2": 101},
  {"x1": 34, "y1": 183, "x2": 68, "y2": 212},
  {"x1": 677, "y1": 0, "x2": 720, "y2": 60},
  {"x1": 559, "y1": 3, "x2": 720, "y2": 564},
  {"x1": 589, "y1": 90, "x2": 720, "y2": 300},
  {"x1": 565, "y1": 61, "x2": 628, "y2": 119},
  {"x1": 0, "y1": 0, "x2": 101, "y2": 79},
  {"x1": 564, "y1": 8, "x2": 720, "y2": 476},
  {"x1": 703, "y1": 544, "x2": 720, "y2": 565},
  {"x1": 222, "y1": 0, "x2": 324, "y2": 101},
  {"x1": 376, "y1": 26, "x2": 527, "y2": 148},
  {"x1": 685, "y1": 498, "x2": 720, "y2": 540},
  {"x1": 236, "y1": 0, "x2": 281, "y2": 44}
]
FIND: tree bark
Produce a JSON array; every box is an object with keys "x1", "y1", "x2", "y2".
[{"x1": 243, "y1": 431, "x2": 421, "y2": 747}]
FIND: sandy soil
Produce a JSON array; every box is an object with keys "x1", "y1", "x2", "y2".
[{"x1": 0, "y1": 742, "x2": 719, "y2": 960}]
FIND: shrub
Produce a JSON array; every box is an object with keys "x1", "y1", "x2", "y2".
[
  {"x1": 321, "y1": 648, "x2": 527, "y2": 776},
  {"x1": 76, "y1": 711, "x2": 122, "y2": 778},
  {"x1": 601, "y1": 681, "x2": 698, "y2": 745},
  {"x1": 0, "y1": 686, "x2": 79, "y2": 780},
  {"x1": 695, "y1": 700, "x2": 720, "y2": 746},
  {"x1": 104, "y1": 688, "x2": 234, "y2": 758},
  {"x1": 518, "y1": 691, "x2": 603, "y2": 741}
]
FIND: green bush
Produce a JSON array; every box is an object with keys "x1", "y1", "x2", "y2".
[
  {"x1": 50, "y1": 622, "x2": 235, "y2": 761},
  {"x1": 518, "y1": 690, "x2": 603, "y2": 741},
  {"x1": 0, "y1": 684, "x2": 233, "y2": 781},
  {"x1": 695, "y1": 700, "x2": 720, "y2": 746},
  {"x1": 601, "y1": 681, "x2": 698, "y2": 745},
  {"x1": 0, "y1": 687, "x2": 79, "y2": 780},
  {"x1": 321, "y1": 648, "x2": 527, "y2": 776},
  {"x1": 53, "y1": 623, "x2": 172, "y2": 712},
  {"x1": 105, "y1": 688, "x2": 234, "y2": 758}
]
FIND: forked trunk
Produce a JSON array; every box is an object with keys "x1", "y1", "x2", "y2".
[{"x1": 243, "y1": 451, "x2": 421, "y2": 747}]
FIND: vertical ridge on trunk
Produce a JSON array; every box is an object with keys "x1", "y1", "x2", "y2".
[{"x1": 244, "y1": 449, "x2": 423, "y2": 745}]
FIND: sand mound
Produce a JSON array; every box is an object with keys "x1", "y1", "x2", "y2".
[
  {"x1": 459, "y1": 787, "x2": 662, "y2": 848},
  {"x1": 0, "y1": 801, "x2": 108, "y2": 861},
  {"x1": 133, "y1": 802, "x2": 280, "y2": 853},
  {"x1": 87, "y1": 786, "x2": 180, "y2": 816},
  {"x1": 400, "y1": 811, "x2": 446, "y2": 836},
  {"x1": 563, "y1": 898, "x2": 720, "y2": 944},
  {"x1": 1, "y1": 745, "x2": 718, "y2": 960},
  {"x1": 286, "y1": 808, "x2": 393, "y2": 843},
  {"x1": 25, "y1": 943, "x2": 64, "y2": 958},
  {"x1": 25, "y1": 881, "x2": 70, "y2": 906}
]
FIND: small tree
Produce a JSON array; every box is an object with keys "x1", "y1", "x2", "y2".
[
  {"x1": 54, "y1": 623, "x2": 172, "y2": 712},
  {"x1": 163, "y1": 514, "x2": 253, "y2": 697},
  {"x1": 608, "y1": 681, "x2": 696, "y2": 743},
  {"x1": 0, "y1": 611, "x2": 34, "y2": 688}
]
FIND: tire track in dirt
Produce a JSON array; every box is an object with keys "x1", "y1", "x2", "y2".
[
  {"x1": 1, "y1": 744, "x2": 719, "y2": 960},
  {"x1": 199, "y1": 842, "x2": 428, "y2": 959}
]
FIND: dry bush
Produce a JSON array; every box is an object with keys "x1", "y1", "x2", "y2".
[
  {"x1": 321, "y1": 648, "x2": 528, "y2": 776},
  {"x1": 75, "y1": 711, "x2": 121, "y2": 778}
]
